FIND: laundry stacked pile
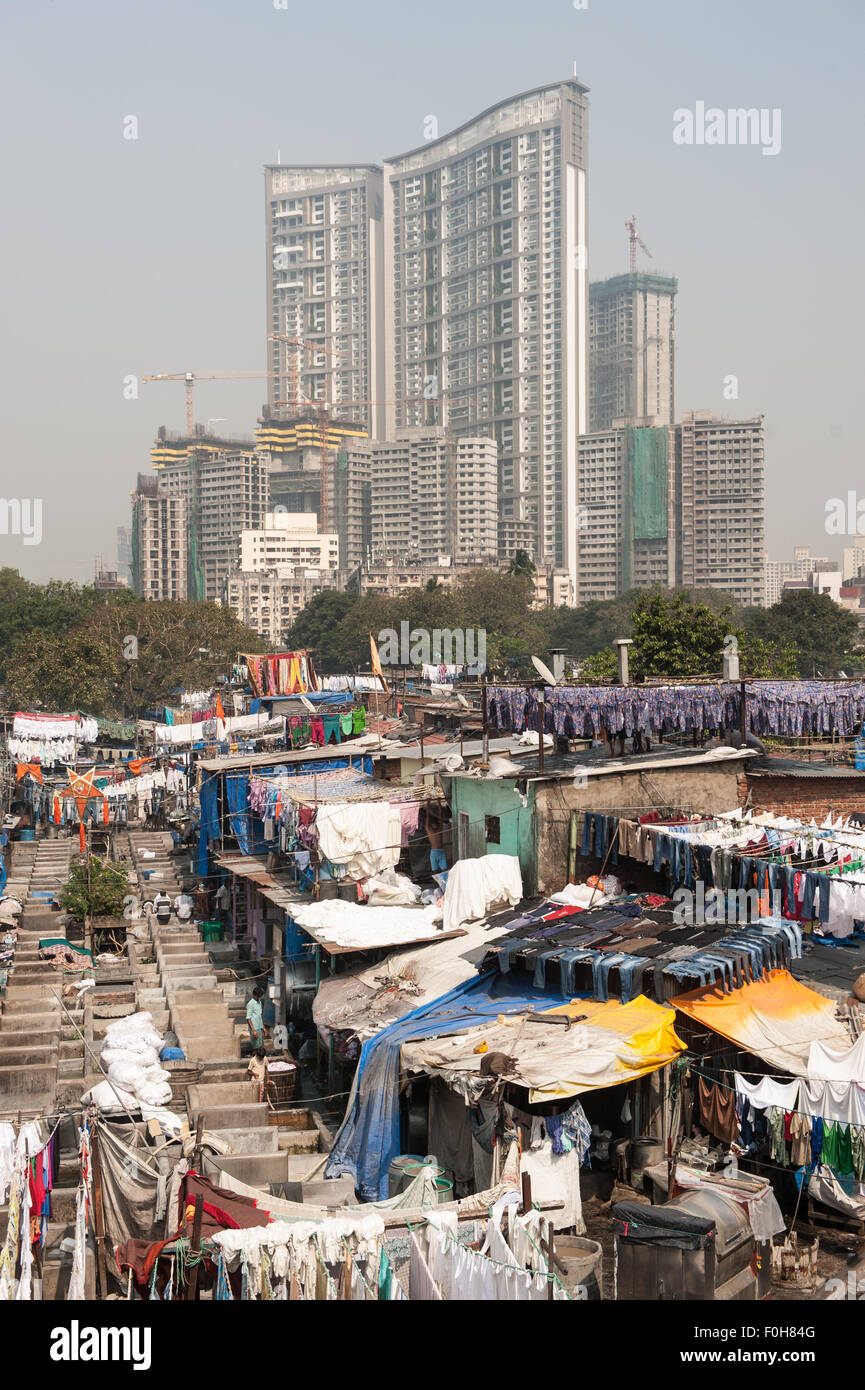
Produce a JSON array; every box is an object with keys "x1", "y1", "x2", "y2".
[{"x1": 83, "y1": 1012, "x2": 178, "y2": 1126}]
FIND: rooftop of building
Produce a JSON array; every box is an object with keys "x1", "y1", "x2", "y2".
[
  {"x1": 385, "y1": 77, "x2": 590, "y2": 164},
  {"x1": 445, "y1": 742, "x2": 756, "y2": 784},
  {"x1": 589, "y1": 271, "x2": 679, "y2": 293},
  {"x1": 744, "y1": 757, "x2": 865, "y2": 780}
]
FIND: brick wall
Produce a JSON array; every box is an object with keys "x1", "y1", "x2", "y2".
[{"x1": 743, "y1": 773, "x2": 865, "y2": 819}]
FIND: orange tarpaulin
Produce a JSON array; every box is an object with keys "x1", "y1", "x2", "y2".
[
  {"x1": 672, "y1": 968, "x2": 851, "y2": 1075},
  {"x1": 401, "y1": 994, "x2": 687, "y2": 1103}
]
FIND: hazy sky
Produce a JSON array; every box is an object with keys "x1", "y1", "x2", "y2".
[{"x1": 1, "y1": 0, "x2": 862, "y2": 584}]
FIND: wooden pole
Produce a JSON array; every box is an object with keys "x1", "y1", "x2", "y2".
[
  {"x1": 88, "y1": 1116, "x2": 111, "y2": 1299},
  {"x1": 481, "y1": 675, "x2": 489, "y2": 763},
  {"x1": 521, "y1": 1171, "x2": 532, "y2": 1212},
  {"x1": 187, "y1": 1193, "x2": 204, "y2": 1301},
  {"x1": 192, "y1": 1114, "x2": 204, "y2": 1175},
  {"x1": 739, "y1": 678, "x2": 747, "y2": 744},
  {"x1": 546, "y1": 1219, "x2": 556, "y2": 1301}
]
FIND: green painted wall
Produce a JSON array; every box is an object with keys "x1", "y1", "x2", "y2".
[{"x1": 445, "y1": 777, "x2": 538, "y2": 895}]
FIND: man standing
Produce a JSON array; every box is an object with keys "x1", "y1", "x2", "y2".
[
  {"x1": 246, "y1": 986, "x2": 266, "y2": 1049},
  {"x1": 193, "y1": 881, "x2": 211, "y2": 922},
  {"x1": 173, "y1": 891, "x2": 194, "y2": 922},
  {"x1": 425, "y1": 804, "x2": 449, "y2": 875},
  {"x1": 215, "y1": 880, "x2": 231, "y2": 930}
]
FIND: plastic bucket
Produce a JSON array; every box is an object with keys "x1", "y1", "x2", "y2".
[
  {"x1": 629, "y1": 1135, "x2": 664, "y2": 1191},
  {"x1": 434, "y1": 1177, "x2": 454, "y2": 1205},
  {"x1": 19, "y1": 830, "x2": 35, "y2": 842},
  {"x1": 202, "y1": 921, "x2": 223, "y2": 942},
  {"x1": 555, "y1": 1236, "x2": 604, "y2": 1300},
  {"x1": 387, "y1": 1153, "x2": 425, "y2": 1198}
]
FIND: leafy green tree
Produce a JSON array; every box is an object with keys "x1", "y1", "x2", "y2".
[
  {"x1": 60, "y1": 858, "x2": 129, "y2": 921},
  {"x1": 577, "y1": 647, "x2": 619, "y2": 682},
  {"x1": 629, "y1": 591, "x2": 735, "y2": 679},
  {"x1": 737, "y1": 632, "x2": 800, "y2": 679},
  {"x1": 285, "y1": 590, "x2": 359, "y2": 670},
  {"x1": 450, "y1": 569, "x2": 535, "y2": 637},
  {"x1": 572, "y1": 591, "x2": 801, "y2": 682},
  {"x1": 740, "y1": 590, "x2": 862, "y2": 677},
  {"x1": 0, "y1": 569, "x2": 136, "y2": 685},
  {"x1": 5, "y1": 597, "x2": 263, "y2": 717},
  {"x1": 507, "y1": 549, "x2": 536, "y2": 581}
]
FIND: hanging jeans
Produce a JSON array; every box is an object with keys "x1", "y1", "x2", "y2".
[
  {"x1": 496, "y1": 938, "x2": 535, "y2": 974},
  {"x1": 617, "y1": 957, "x2": 650, "y2": 1003},
  {"x1": 720, "y1": 935, "x2": 764, "y2": 980},
  {"x1": 558, "y1": 948, "x2": 595, "y2": 995},
  {"x1": 693, "y1": 952, "x2": 736, "y2": 994},
  {"x1": 592, "y1": 952, "x2": 627, "y2": 1002},
  {"x1": 801, "y1": 872, "x2": 818, "y2": 920},
  {"x1": 663, "y1": 959, "x2": 715, "y2": 990},
  {"x1": 816, "y1": 876, "x2": 832, "y2": 924},
  {"x1": 532, "y1": 948, "x2": 562, "y2": 989}
]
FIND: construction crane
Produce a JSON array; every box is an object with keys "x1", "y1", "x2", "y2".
[
  {"x1": 267, "y1": 334, "x2": 349, "y2": 419},
  {"x1": 268, "y1": 337, "x2": 354, "y2": 533},
  {"x1": 143, "y1": 370, "x2": 282, "y2": 436},
  {"x1": 625, "y1": 214, "x2": 653, "y2": 273}
]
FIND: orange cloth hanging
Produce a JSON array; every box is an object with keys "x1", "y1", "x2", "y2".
[
  {"x1": 102, "y1": 798, "x2": 110, "y2": 825},
  {"x1": 53, "y1": 796, "x2": 61, "y2": 825},
  {"x1": 79, "y1": 823, "x2": 86, "y2": 852},
  {"x1": 215, "y1": 694, "x2": 226, "y2": 722},
  {"x1": 287, "y1": 656, "x2": 303, "y2": 693}
]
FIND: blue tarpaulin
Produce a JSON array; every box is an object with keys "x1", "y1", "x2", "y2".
[
  {"x1": 226, "y1": 773, "x2": 252, "y2": 856},
  {"x1": 325, "y1": 972, "x2": 573, "y2": 1201},
  {"x1": 197, "y1": 773, "x2": 220, "y2": 877},
  {"x1": 259, "y1": 690, "x2": 353, "y2": 707}
]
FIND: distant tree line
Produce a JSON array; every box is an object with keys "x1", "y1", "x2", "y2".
[{"x1": 1, "y1": 566, "x2": 860, "y2": 718}]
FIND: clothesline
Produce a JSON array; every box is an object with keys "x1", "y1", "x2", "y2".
[{"x1": 689, "y1": 1064, "x2": 865, "y2": 1119}]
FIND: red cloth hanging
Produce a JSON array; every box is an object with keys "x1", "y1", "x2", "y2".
[{"x1": 79, "y1": 823, "x2": 86, "y2": 851}]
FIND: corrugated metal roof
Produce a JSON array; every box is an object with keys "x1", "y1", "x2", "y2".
[{"x1": 746, "y1": 758, "x2": 865, "y2": 780}]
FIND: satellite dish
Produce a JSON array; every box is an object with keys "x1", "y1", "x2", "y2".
[
  {"x1": 531, "y1": 656, "x2": 557, "y2": 687},
  {"x1": 455, "y1": 693, "x2": 470, "y2": 710},
  {"x1": 299, "y1": 695, "x2": 316, "y2": 714}
]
